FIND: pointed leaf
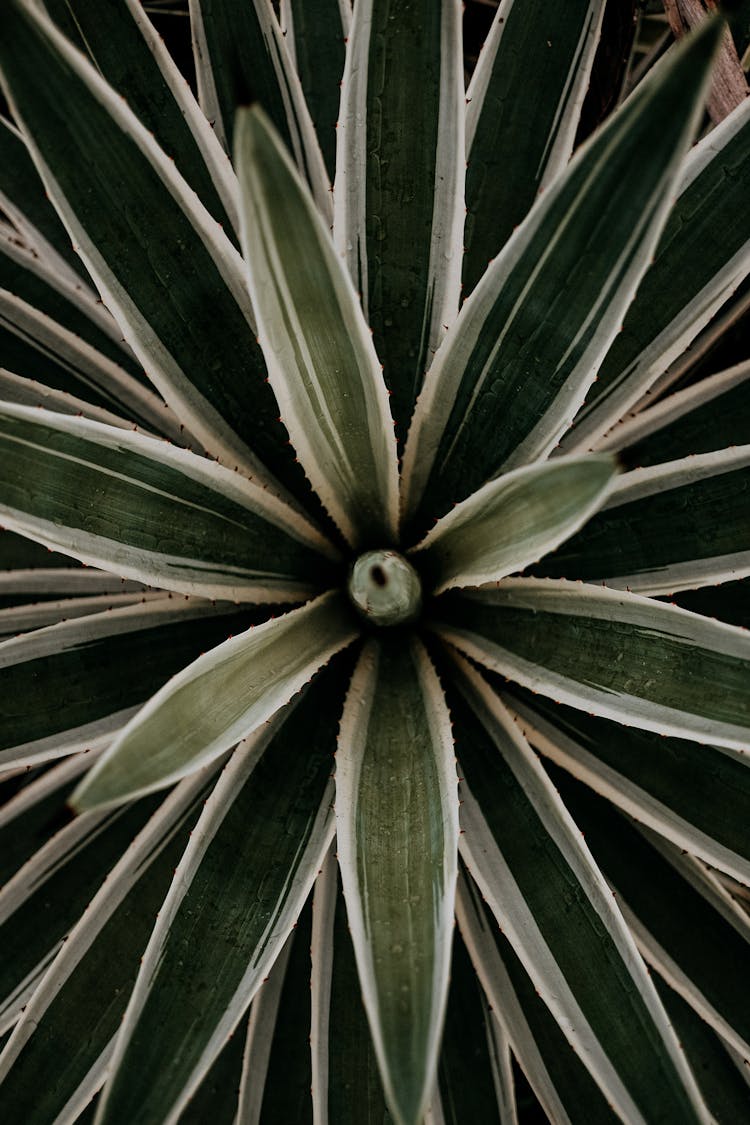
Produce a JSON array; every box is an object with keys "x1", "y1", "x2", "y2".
[
  {"x1": 0, "y1": 754, "x2": 93, "y2": 887},
  {"x1": 0, "y1": 367, "x2": 154, "y2": 435},
  {"x1": 0, "y1": 402, "x2": 337, "y2": 602},
  {"x1": 336, "y1": 637, "x2": 458, "y2": 1125},
  {"x1": 438, "y1": 931, "x2": 513, "y2": 1125},
  {"x1": 401, "y1": 18, "x2": 722, "y2": 532},
  {"x1": 509, "y1": 690, "x2": 750, "y2": 885},
  {"x1": 410, "y1": 454, "x2": 616, "y2": 592},
  {"x1": 0, "y1": 114, "x2": 85, "y2": 280},
  {"x1": 434, "y1": 578, "x2": 750, "y2": 751},
  {"x1": 563, "y1": 94, "x2": 750, "y2": 451},
  {"x1": 96, "y1": 667, "x2": 343, "y2": 1124},
  {"x1": 538, "y1": 446, "x2": 750, "y2": 593},
  {"x1": 72, "y1": 591, "x2": 356, "y2": 810},
  {"x1": 235, "y1": 941, "x2": 292, "y2": 1125},
  {"x1": 335, "y1": 0, "x2": 464, "y2": 441},
  {"x1": 456, "y1": 870, "x2": 621, "y2": 1125},
  {"x1": 0, "y1": 0, "x2": 311, "y2": 504},
  {"x1": 177, "y1": 1017, "x2": 247, "y2": 1125},
  {"x1": 0, "y1": 289, "x2": 176, "y2": 438},
  {"x1": 0, "y1": 222, "x2": 142, "y2": 382},
  {"x1": 235, "y1": 106, "x2": 399, "y2": 547},
  {"x1": 0, "y1": 796, "x2": 160, "y2": 1033},
  {"x1": 43, "y1": 0, "x2": 238, "y2": 235},
  {"x1": 0, "y1": 772, "x2": 213, "y2": 1124},
  {"x1": 602, "y1": 358, "x2": 750, "y2": 465},
  {"x1": 449, "y1": 662, "x2": 709, "y2": 1123},
  {"x1": 655, "y1": 977, "x2": 750, "y2": 1124},
  {"x1": 310, "y1": 855, "x2": 395, "y2": 1124},
  {"x1": 188, "y1": 0, "x2": 331, "y2": 218},
  {"x1": 553, "y1": 773, "x2": 750, "y2": 1055},
  {"x1": 464, "y1": 0, "x2": 606, "y2": 295},
  {"x1": 280, "y1": 0, "x2": 350, "y2": 181},
  {"x1": 0, "y1": 598, "x2": 251, "y2": 770},
  {"x1": 251, "y1": 905, "x2": 314, "y2": 1124}
]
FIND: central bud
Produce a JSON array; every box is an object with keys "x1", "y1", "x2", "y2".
[{"x1": 347, "y1": 549, "x2": 422, "y2": 628}]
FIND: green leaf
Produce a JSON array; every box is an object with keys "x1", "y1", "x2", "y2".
[
  {"x1": 606, "y1": 358, "x2": 750, "y2": 466},
  {"x1": 0, "y1": 754, "x2": 92, "y2": 886},
  {"x1": 189, "y1": 0, "x2": 331, "y2": 218},
  {"x1": 252, "y1": 904, "x2": 315, "y2": 1124},
  {"x1": 42, "y1": 0, "x2": 238, "y2": 236},
  {"x1": 0, "y1": 591, "x2": 166, "y2": 640},
  {"x1": 235, "y1": 106, "x2": 399, "y2": 548},
  {"x1": 654, "y1": 978, "x2": 750, "y2": 1125},
  {"x1": 0, "y1": 795, "x2": 161, "y2": 1033},
  {"x1": 96, "y1": 666, "x2": 344, "y2": 1124},
  {"x1": 335, "y1": 637, "x2": 458, "y2": 1125},
  {"x1": 0, "y1": 368, "x2": 153, "y2": 435},
  {"x1": 176, "y1": 1017, "x2": 247, "y2": 1125},
  {"x1": 563, "y1": 95, "x2": 750, "y2": 451},
  {"x1": 0, "y1": 599, "x2": 252, "y2": 770},
  {"x1": 537, "y1": 447, "x2": 750, "y2": 593},
  {"x1": 0, "y1": 113, "x2": 85, "y2": 280},
  {"x1": 401, "y1": 18, "x2": 722, "y2": 532},
  {"x1": 72, "y1": 592, "x2": 355, "y2": 811},
  {"x1": 234, "y1": 946, "x2": 292, "y2": 1124},
  {"x1": 508, "y1": 690, "x2": 750, "y2": 885},
  {"x1": 335, "y1": 0, "x2": 464, "y2": 442},
  {"x1": 434, "y1": 578, "x2": 750, "y2": 750},
  {"x1": 280, "y1": 0, "x2": 350, "y2": 181},
  {"x1": 0, "y1": 0, "x2": 310, "y2": 503},
  {"x1": 553, "y1": 773, "x2": 750, "y2": 1056},
  {"x1": 310, "y1": 854, "x2": 395, "y2": 1124},
  {"x1": 0, "y1": 288, "x2": 176, "y2": 438},
  {"x1": 0, "y1": 402, "x2": 337, "y2": 602},
  {"x1": 463, "y1": 0, "x2": 606, "y2": 296},
  {"x1": 449, "y1": 663, "x2": 709, "y2": 1123},
  {"x1": 410, "y1": 454, "x2": 616, "y2": 593},
  {"x1": 438, "y1": 931, "x2": 512, "y2": 1125},
  {"x1": 0, "y1": 773, "x2": 215, "y2": 1124},
  {"x1": 0, "y1": 221, "x2": 143, "y2": 383},
  {"x1": 456, "y1": 870, "x2": 621, "y2": 1125}
]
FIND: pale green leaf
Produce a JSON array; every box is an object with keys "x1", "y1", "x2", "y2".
[
  {"x1": 537, "y1": 446, "x2": 750, "y2": 593},
  {"x1": 71, "y1": 591, "x2": 357, "y2": 810},
  {"x1": 335, "y1": 637, "x2": 458, "y2": 1125},
  {"x1": 188, "y1": 0, "x2": 331, "y2": 219},
  {"x1": 434, "y1": 578, "x2": 750, "y2": 751},
  {"x1": 335, "y1": 0, "x2": 464, "y2": 441},
  {"x1": 235, "y1": 106, "x2": 399, "y2": 547},
  {"x1": 464, "y1": 0, "x2": 605, "y2": 295},
  {"x1": 410, "y1": 454, "x2": 616, "y2": 592},
  {"x1": 450, "y1": 662, "x2": 709, "y2": 1123},
  {"x1": 96, "y1": 668, "x2": 342, "y2": 1124},
  {"x1": 401, "y1": 18, "x2": 722, "y2": 533},
  {"x1": 0, "y1": 402, "x2": 337, "y2": 602}
]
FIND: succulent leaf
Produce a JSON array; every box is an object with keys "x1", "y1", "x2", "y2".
[
  {"x1": 71, "y1": 591, "x2": 357, "y2": 811},
  {"x1": 450, "y1": 662, "x2": 710, "y2": 1124},
  {"x1": 235, "y1": 105, "x2": 400, "y2": 547},
  {"x1": 402, "y1": 17, "x2": 722, "y2": 531},
  {"x1": 336, "y1": 638, "x2": 458, "y2": 1125},
  {"x1": 435, "y1": 578, "x2": 750, "y2": 750}
]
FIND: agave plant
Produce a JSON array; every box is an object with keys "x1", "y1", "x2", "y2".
[{"x1": 0, "y1": 0, "x2": 749, "y2": 1121}]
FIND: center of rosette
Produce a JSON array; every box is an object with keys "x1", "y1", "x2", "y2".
[{"x1": 347, "y1": 549, "x2": 423, "y2": 627}]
